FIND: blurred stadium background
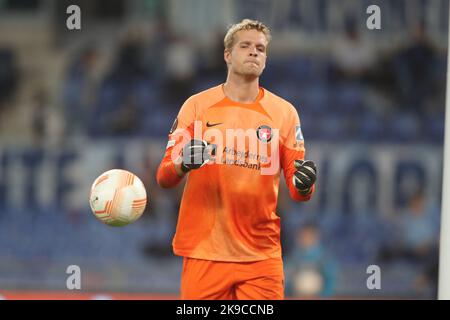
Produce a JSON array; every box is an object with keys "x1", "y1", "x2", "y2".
[{"x1": 0, "y1": 0, "x2": 447, "y2": 299}]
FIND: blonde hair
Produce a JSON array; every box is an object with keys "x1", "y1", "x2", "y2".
[{"x1": 224, "y1": 19, "x2": 271, "y2": 52}]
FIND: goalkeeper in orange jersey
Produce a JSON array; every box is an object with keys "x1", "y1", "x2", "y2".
[{"x1": 156, "y1": 19, "x2": 316, "y2": 300}]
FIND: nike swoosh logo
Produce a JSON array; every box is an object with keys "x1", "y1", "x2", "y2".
[{"x1": 206, "y1": 121, "x2": 223, "y2": 127}]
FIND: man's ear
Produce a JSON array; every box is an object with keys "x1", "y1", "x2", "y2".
[{"x1": 224, "y1": 49, "x2": 231, "y2": 65}]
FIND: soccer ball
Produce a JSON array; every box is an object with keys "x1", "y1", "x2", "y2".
[{"x1": 89, "y1": 169, "x2": 147, "y2": 227}]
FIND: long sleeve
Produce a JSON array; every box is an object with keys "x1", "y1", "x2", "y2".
[
  {"x1": 156, "y1": 142, "x2": 184, "y2": 188},
  {"x1": 280, "y1": 105, "x2": 315, "y2": 202},
  {"x1": 156, "y1": 97, "x2": 196, "y2": 188}
]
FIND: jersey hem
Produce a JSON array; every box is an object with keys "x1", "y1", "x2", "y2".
[{"x1": 173, "y1": 248, "x2": 282, "y2": 263}]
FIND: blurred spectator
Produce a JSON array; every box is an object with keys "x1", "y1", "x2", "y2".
[
  {"x1": 377, "y1": 189, "x2": 439, "y2": 298},
  {"x1": 104, "y1": 94, "x2": 140, "y2": 135},
  {"x1": 88, "y1": 29, "x2": 151, "y2": 137},
  {"x1": 143, "y1": 17, "x2": 173, "y2": 79},
  {"x1": 379, "y1": 190, "x2": 439, "y2": 264},
  {"x1": 141, "y1": 186, "x2": 180, "y2": 257},
  {"x1": 202, "y1": 29, "x2": 228, "y2": 77},
  {"x1": 31, "y1": 88, "x2": 65, "y2": 147},
  {"x1": 391, "y1": 22, "x2": 438, "y2": 114},
  {"x1": 31, "y1": 89, "x2": 47, "y2": 144},
  {"x1": 164, "y1": 35, "x2": 196, "y2": 105},
  {"x1": 63, "y1": 46, "x2": 99, "y2": 134},
  {"x1": 110, "y1": 27, "x2": 150, "y2": 81},
  {"x1": 0, "y1": 47, "x2": 19, "y2": 109},
  {"x1": 331, "y1": 18, "x2": 377, "y2": 84},
  {"x1": 285, "y1": 223, "x2": 339, "y2": 298}
]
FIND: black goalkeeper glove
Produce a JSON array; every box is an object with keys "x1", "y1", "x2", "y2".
[
  {"x1": 181, "y1": 139, "x2": 211, "y2": 173},
  {"x1": 293, "y1": 160, "x2": 317, "y2": 195}
]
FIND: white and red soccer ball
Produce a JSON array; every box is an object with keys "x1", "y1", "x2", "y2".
[{"x1": 89, "y1": 169, "x2": 147, "y2": 227}]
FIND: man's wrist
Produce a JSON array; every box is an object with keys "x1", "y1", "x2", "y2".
[
  {"x1": 180, "y1": 163, "x2": 190, "y2": 173},
  {"x1": 174, "y1": 161, "x2": 187, "y2": 177}
]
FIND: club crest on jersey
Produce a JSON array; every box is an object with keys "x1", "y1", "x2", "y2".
[
  {"x1": 295, "y1": 125, "x2": 304, "y2": 141},
  {"x1": 256, "y1": 125, "x2": 272, "y2": 142}
]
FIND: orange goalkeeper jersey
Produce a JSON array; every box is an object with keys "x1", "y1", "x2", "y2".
[{"x1": 156, "y1": 84, "x2": 315, "y2": 262}]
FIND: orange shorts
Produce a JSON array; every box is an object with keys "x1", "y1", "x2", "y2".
[{"x1": 180, "y1": 257, "x2": 284, "y2": 300}]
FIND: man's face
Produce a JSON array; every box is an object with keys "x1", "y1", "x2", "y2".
[
  {"x1": 297, "y1": 227, "x2": 319, "y2": 249},
  {"x1": 225, "y1": 29, "x2": 268, "y2": 78}
]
